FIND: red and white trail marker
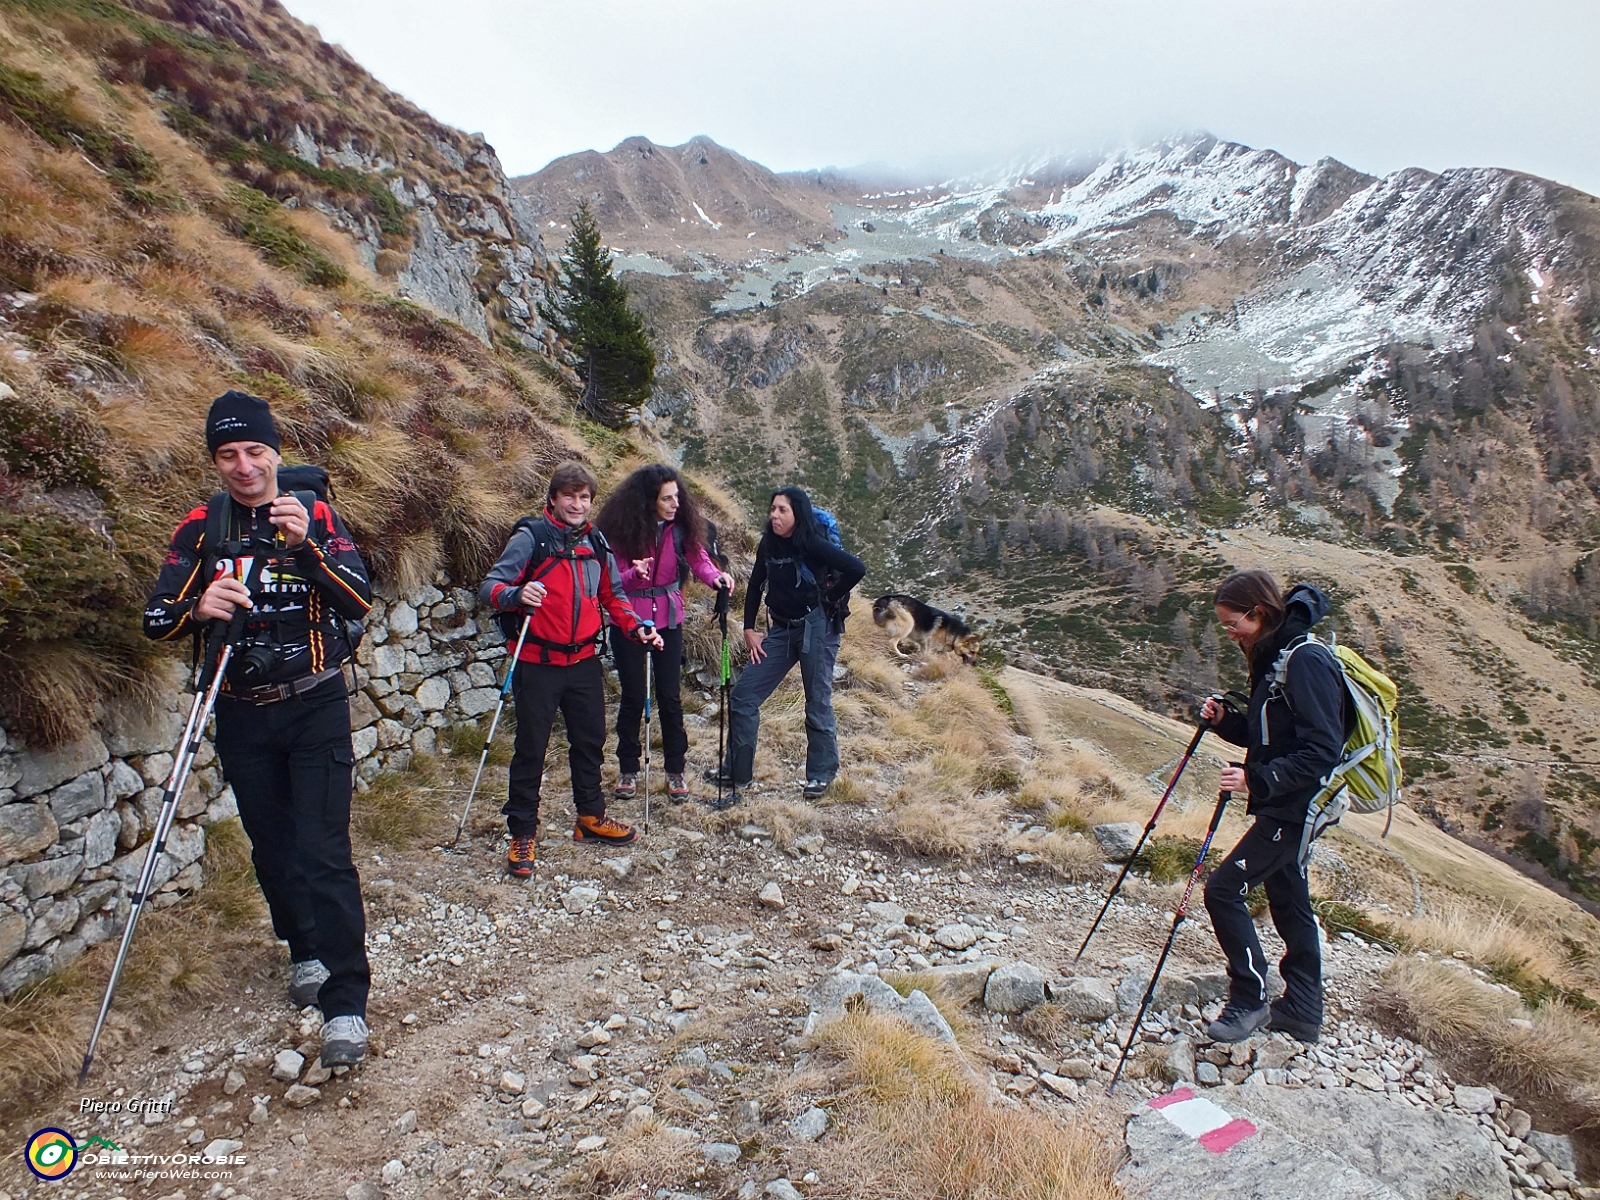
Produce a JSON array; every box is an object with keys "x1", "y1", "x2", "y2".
[{"x1": 1147, "y1": 1086, "x2": 1258, "y2": 1154}]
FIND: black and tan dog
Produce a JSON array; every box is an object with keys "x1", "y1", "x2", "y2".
[{"x1": 872, "y1": 594, "x2": 982, "y2": 665}]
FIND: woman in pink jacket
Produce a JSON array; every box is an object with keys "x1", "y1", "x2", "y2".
[{"x1": 595, "y1": 465, "x2": 734, "y2": 801}]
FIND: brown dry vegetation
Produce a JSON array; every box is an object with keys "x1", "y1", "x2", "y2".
[
  {"x1": 810, "y1": 1011, "x2": 1123, "y2": 1200},
  {"x1": 0, "y1": 819, "x2": 271, "y2": 1104}
]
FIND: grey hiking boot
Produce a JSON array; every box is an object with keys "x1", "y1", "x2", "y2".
[
  {"x1": 288, "y1": 959, "x2": 329, "y2": 1009},
  {"x1": 320, "y1": 1014, "x2": 369, "y2": 1067},
  {"x1": 1206, "y1": 1002, "x2": 1270, "y2": 1042},
  {"x1": 1268, "y1": 999, "x2": 1323, "y2": 1043},
  {"x1": 802, "y1": 778, "x2": 831, "y2": 800}
]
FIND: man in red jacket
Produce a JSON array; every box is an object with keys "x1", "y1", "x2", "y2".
[{"x1": 479, "y1": 462, "x2": 663, "y2": 875}]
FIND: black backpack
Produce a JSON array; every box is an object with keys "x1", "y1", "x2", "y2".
[{"x1": 199, "y1": 463, "x2": 365, "y2": 654}]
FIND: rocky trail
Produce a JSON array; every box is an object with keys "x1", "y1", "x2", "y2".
[{"x1": 3, "y1": 646, "x2": 1595, "y2": 1200}]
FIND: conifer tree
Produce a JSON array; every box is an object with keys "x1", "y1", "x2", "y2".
[{"x1": 538, "y1": 201, "x2": 656, "y2": 427}]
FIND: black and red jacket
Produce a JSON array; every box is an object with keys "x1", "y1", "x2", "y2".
[
  {"x1": 479, "y1": 510, "x2": 644, "y2": 666},
  {"x1": 143, "y1": 495, "x2": 372, "y2": 681}
]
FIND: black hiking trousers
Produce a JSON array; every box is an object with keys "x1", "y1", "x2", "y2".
[
  {"x1": 214, "y1": 677, "x2": 370, "y2": 1019},
  {"x1": 503, "y1": 655, "x2": 608, "y2": 836},
  {"x1": 610, "y1": 623, "x2": 687, "y2": 775},
  {"x1": 1202, "y1": 815, "x2": 1323, "y2": 1023}
]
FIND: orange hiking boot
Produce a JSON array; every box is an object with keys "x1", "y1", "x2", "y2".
[
  {"x1": 506, "y1": 834, "x2": 537, "y2": 878},
  {"x1": 573, "y1": 814, "x2": 638, "y2": 846}
]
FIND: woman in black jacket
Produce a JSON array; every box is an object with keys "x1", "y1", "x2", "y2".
[
  {"x1": 1201, "y1": 570, "x2": 1346, "y2": 1043},
  {"x1": 705, "y1": 487, "x2": 865, "y2": 806}
]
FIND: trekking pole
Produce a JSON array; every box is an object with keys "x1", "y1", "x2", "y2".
[
  {"x1": 80, "y1": 621, "x2": 239, "y2": 1083},
  {"x1": 641, "y1": 620, "x2": 656, "y2": 832},
  {"x1": 452, "y1": 612, "x2": 531, "y2": 848},
  {"x1": 715, "y1": 586, "x2": 731, "y2": 808},
  {"x1": 1075, "y1": 711, "x2": 1213, "y2": 962},
  {"x1": 1109, "y1": 771, "x2": 1237, "y2": 1096}
]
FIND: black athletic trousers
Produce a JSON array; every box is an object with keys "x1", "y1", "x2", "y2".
[
  {"x1": 610, "y1": 623, "x2": 687, "y2": 775},
  {"x1": 503, "y1": 655, "x2": 608, "y2": 836},
  {"x1": 1202, "y1": 815, "x2": 1323, "y2": 1022},
  {"x1": 213, "y1": 677, "x2": 370, "y2": 1019}
]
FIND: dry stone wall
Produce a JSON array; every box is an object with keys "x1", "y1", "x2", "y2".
[{"x1": 0, "y1": 575, "x2": 510, "y2": 998}]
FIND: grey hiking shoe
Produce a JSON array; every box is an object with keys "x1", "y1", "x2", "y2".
[
  {"x1": 1206, "y1": 1002, "x2": 1270, "y2": 1042},
  {"x1": 802, "y1": 778, "x2": 831, "y2": 800},
  {"x1": 288, "y1": 959, "x2": 329, "y2": 1009},
  {"x1": 1268, "y1": 999, "x2": 1323, "y2": 1043},
  {"x1": 320, "y1": 1014, "x2": 369, "y2": 1067}
]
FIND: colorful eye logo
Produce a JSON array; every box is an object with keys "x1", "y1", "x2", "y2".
[{"x1": 26, "y1": 1128, "x2": 78, "y2": 1180}]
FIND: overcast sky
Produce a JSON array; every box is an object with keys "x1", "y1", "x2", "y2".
[{"x1": 282, "y1": 0, "x2": 1600, "y2": 196}]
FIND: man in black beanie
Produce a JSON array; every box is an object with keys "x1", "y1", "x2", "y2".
[{"x1": 143, "y1": 391, "x2": 375, "y2": 1067}]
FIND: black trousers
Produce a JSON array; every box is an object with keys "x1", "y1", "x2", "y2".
[
  {"x1": 610, "y1": 624, "x2": 688, "y2": 775},
  {"x1": 214, "y1": 678, "x2": 369, "y2": 1018},
  {"x1": 503, "y1": 654, "x2": 607, "y2": 836},
  {"x1": 1202, "y1": 815, "x2": 1323, "y2": 1021}
]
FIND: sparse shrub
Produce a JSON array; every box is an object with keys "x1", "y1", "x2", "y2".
[{"x1": 1133, "y1": 835, "x2": 1214, "y2": 884}]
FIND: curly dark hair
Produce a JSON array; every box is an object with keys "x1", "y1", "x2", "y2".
[{"x1": 594, "y1": 464, "x2": 707, "y2": 561}]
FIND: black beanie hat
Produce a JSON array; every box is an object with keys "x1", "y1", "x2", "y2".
[{"x1": 206, "y1": 391, "x2": 281, "y2": 457}]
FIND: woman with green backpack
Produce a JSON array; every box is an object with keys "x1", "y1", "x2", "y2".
[
  {"x1": 1201, "y1": 570, "x2": 1347, "y2": 1044},
  {"x1": 705, "y1": 486, "x2": 865, "y2": 806}
]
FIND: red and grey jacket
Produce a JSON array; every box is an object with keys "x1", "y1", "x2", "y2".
[
  {"x1": 143, "y1": 495, "x2": 372, "y2": 681},
  {"x1": 479, "y1": 510, "x2": 645, "y2": 666}
]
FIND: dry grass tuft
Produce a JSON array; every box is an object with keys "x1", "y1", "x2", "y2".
[
  {"x1": 1390, "y1": 902, "x2": 1569, "y2": 992},
  {"x1": 1019, "y1": 1001, "x2": 1078, "y2": 1042},
  {"x1": 889, "y1": 793, "x2": 1006, "y2": 860},
  {"x1": 590, "y1": 1117, "x2": 697, "y2": 1195},
  {"x1": 816, "y1": 1011, "x2": 1123, "y2": 1200},
  {"x1": 1375, "y1": 956, "x2": 1600, "y2": 1111},
  {"x1": 352, "y1": 757, "x2": 454, "y2": 847},
  {"x1": 0, "y1": 820, "x2": 272, "y2": 1109},
  {"x1": 878, "y1": 971, "x2": 976, "y2": 1045}
]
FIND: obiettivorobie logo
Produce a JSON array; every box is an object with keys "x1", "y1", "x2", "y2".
[{"x1": 25, "y1": 1130, "x2": 125, "y2": 1181}]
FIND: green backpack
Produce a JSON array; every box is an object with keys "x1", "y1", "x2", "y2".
[{"x1": 1271, "y1": 632, "x2": 1404, "y2": 868}]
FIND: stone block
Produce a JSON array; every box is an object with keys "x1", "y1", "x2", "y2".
[
  {"x1": 985, "y1": 961, "x2": 1047, "y2": 1013},
  {"x1": 203, "y1": 786, "x2": 239, "y2": 826},
  {"x1": 352, "y1": 726, "x2": 379, "y2": 760},
  {"x1": 174, "y1": 774, "x2": 208, "y2": 820},
  {"x1": 19, "y1": 853, "x2": 84, "y2": 899},
  {"x1": 412, "y1": 727, "x2": 437, "y2": 757},
  {"x1": 0, "y1": 911, "x2": 26, "y2": 968},
  {"x1": 370, "y1": 644, "x2": 406, "y2": 678},
  {"x1": 107, "y1": 760, "x2": 143, "y2": 801},
  {"x1": 467, "y1": 662, "x2": 496, "y2": 688},
  {"x1": 136, "y1": 752, "x2": 174, "y2": 787},
  {"x1": 83, "y1": 809, "x2": 120, "y2": 867},
  {"x1": 376, "y1": 719, "x2": 406, "y2": 750},
  {"x1": 389, "y1": 602, "x2": 419, "y2": 636},
  {"x1": 0, "y1": 802, "x2": 58, "y2": 867},
  {"x1": 459, "y1": 688, "x2": 500, "y2": 717},
  {"x1": 47, "y1": 771, "x2": 106, "y2": 824},
  {"x1": 104, "y1": 694, "x2": 184, "y2": 758},
  {"x1": 166, "y1": 822, "x2": 206, "y2": 867},
  {"x1": 804, "y1": 971, "x2": 958, "y2": 1047},
  {"x1": 25, "y1": 895, "x2": 80, "y2": 949},
  {"x1": 15, "y1": 734, "x2": 108, "y2": 798},
  {"x1": 416, "y1": 676, "x2": 451, "y2": 712},
  {"x1": 1050, "y1": 976, "x2": 1118, "y2": 1021},
  {"x1": 0, "y1": 952, "x2": 51, "y2": 997},
  {"x1": 348, "y1": 691, "x2": 381, "y2": 731}
]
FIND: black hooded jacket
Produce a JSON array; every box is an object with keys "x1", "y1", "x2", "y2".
[{"x1": 1213, "y1": 584, "x2": 1349, "y2": 823}]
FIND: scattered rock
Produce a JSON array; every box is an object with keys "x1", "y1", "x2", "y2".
[
  {"x1": 1452, "y1": 1084, "x2": 1495, "y2": 1114},
  {"x1": 283, "y1": 1084, "x2": 321, "y2": 1108},
  {"x1": 766, "y1": 1181, "x2": 804, "y2": 1200},
  {"x1": 733, "y1": 1098, "x2": 763, "y2": 1138},
  {"x1": 575, "y1": 1135, "x2": 607, "y2": 1153},
  {"x1": 576, "y1": 1028, "x2": 612, "y2": 1049},
  {"x1": 1039, "y1": 1072, "x2": 1080, "y2": 1099},
  {"x1": 701, "y1": 1141, "x2": 741, "y2": 1164},
  {"x1": 1158, "y1": 1035, "x2": 1197, "y2": 1085},
  {"x1": 789, "y1": 1105, "x2": 829, "y2": 1142},
  {"x1": 1092, "y1": 821, "x2": 1143, "y2": 860},
  {"x1": 759, "y1": 881, "x2": 785, "y2": 909},
  {"x1": 498, "y1": 1070, "x2": 525, "y2": 1095},
  {"x1": 934, "y1": 922, "x2": 978, "y2": 950},
  {"x1": 794, "y1": 834, "x2": 825, "y2": 855},
  {"x1": 601, "y1": 856, "x2": 632, "y2": 879},
  {"x1": 381, "y1": 1159, "x2": 405, "y2": 1185},
  {"x1": 564, "y1": 886, "x2": 601, "y2": 914},
  {"x1": 203, "y1": 1138, "x2": 243, "y2": 1158},
  {"x1": 394, "y1": 1109, "x2": 417, "y2": 1135},
  {"x1": 302, "y1": 1061, "x2": 332, "y2": 1086},
  {"x1": 1196, "y1": 1061, "x2": 1222, "y2": 1085},
  {"x1": 271, "y1": 1049, "x2": 305, "y2": 1081},
  {"x1": 865, "y1": 900, "x2": 908, "y2": 926},
  {"x1": 1050, "y1": 976, "x2": 1117, "y2": 1021},
  {"x1": 1528, "y1": 1130, "x2": 1576, "y2": 1176},
  {"x1": 222, "y1": 1069, "x2": 246, "y2": 1096},
  {"x1": 804, "y1": 971, "x2": 958, "y2": 1047},
  {"x1": 346, "y1": 1183, "x2": 384, "y2": 1200},
  {"x1": 983, "y1": 962, "x2": 1047, "y2": 1013}
]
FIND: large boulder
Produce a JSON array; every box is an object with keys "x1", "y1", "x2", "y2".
[
  {"x1": 1121, "y1": 1083, "x2": 1512, "y2": 1200},
  {"x1": 15, "y1": 734, "x2": 108, "y2": 798},
  {"x1": 984, "y1": 962, "x2": 1047, "y2": 1013},
  {"x1": 1093, "y1": 822, "x2": 1143, "y2": 860},
  {"x1": 804, "y1": 971, "x2": 958, "y2": 1048},
  {"x1": 926, "y1": 959, "x2": 999, "y2": 1006},
  {"x1": 1050, "y1": 976, "x2": 1117, "y2": 1021}
]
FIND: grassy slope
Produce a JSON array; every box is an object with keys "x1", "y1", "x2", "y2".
[{"x1": 0, "y1": 0, "x2": 693, "y2": 745}]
